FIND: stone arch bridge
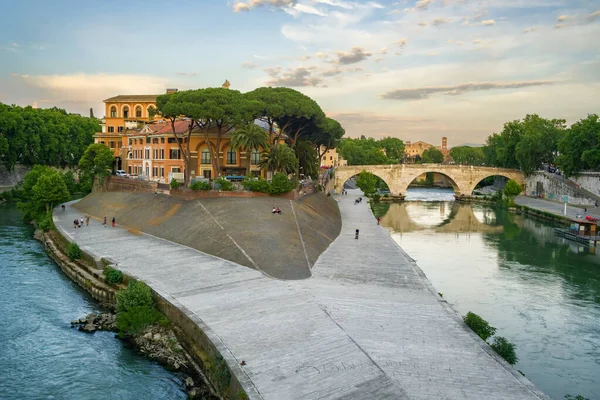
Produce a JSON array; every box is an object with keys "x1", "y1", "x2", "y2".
[{"x1": 334, "y1": 164, "x2": 524, "y2": 198}]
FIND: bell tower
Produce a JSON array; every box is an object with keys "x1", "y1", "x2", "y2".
[
  {"x1": 441, "y1": 136, "x2": 447, "y2": 151},
  {"x1": 222, "y1": 79, "x2": 231, "y2": 89}
]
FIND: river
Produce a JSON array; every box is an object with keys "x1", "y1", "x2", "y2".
[
  {"x1": 0, "y1": 204, "x2": 187, "y2": 400},
  {"x1": 383, "y1": 187, "x2": 600, "y2": 400}
]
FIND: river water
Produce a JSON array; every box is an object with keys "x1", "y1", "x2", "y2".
[
  {"x1": 384, "y1": 188, "x2": 600, "y2": 400},
  {"x1": 0, "y1": 204, "x2": 187, "y2": 400}
]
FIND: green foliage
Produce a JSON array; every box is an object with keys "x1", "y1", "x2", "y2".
[
  {"x1": 170, "y1": 179, "x2": 180, "y2": 189},
  {"x1": 16, "y1": 166, "x2": 70, "y2": 222},
  {"x1": 78, "y1": 143, "x2": 114, "y2": 183},
  {"x1": 450, "y1": 146, "x2": 485, "y2": 165},
  {"x1": 556, "y1": 114, "x2": 600, "y2": 177},
  {"x1": 370, "y1": 202, "x2": 390, "y2": 219},
  {"x1": 190, "y1": 181, "x2": 211, "y2": 191},
  {"x1": 0, "y1": 103, "x2": 99, "y2": 171},
  {"x1": 115, "y1": 281, "x2": 165, "y2": 336},
  {"x1": 269, "y1": 173, "x2": 294, "y2": 194},
  {"x1": 214, "y1": 177, "x2": 233, "y2": 191},
  {"x1": 242, "y1": 176, "x2": 270, "y2": 193},
  {"x1": 32, "y1": 170, "x2": 71, "y2": 213},
  {"x1": 231, "y1": 123, "x2": 269, "y2": 176},
  {"x1": 420, "y1": 147, "x2": 444, "y2": 163},
  {"x1": 463, "y1": 312, "x2": 497, "y2": 340},
  {"x1": 355, "y1": 170, "x2": 378, "y2": 194},
  {"x1": 67, "y1": 242, "x2": 83, "y2": 261},
  {"x1": 210, "y1": 355, "x2": 232, "y2": 395},
  {"x1": 295, "y1": 139, "x2": 319, "y2": 178},
  {"x1": 490, "y1": 336, "x2": 518, "y2": 365},
  {"x1": 259, "y1": 144, "x2": 298, "y2": 174},
  {"x1": 37, "y1": 212, "x2": 55, "y2": 232},
  {"x1": 337, "y1": 136, "x2": 402, "y2": 165},
  {"x1": 103, "y1": 267, "x2": 123, "y2": 285},
  {"x1": 425, "y1": 172, "x2": 434, "y2": 186},
  {"x1": 61, "y1": 170, "x2": 80, "y2": 194},
  {"x1": 372, "y1": 193, "x2": 381, "y2": 203},
  {"x1": 504, "y1": 179, "x2": 522, "y2": 197}
]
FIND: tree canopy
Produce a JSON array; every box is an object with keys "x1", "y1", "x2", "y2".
[
  {"x1": 556, "y1": 114, "x2": 600, "y2": 177},
  {"x1": 420, "y1": 147, "x2": 444, "y2": 163},
  {"x1": 450, "y1": 146, "x2": 485, "y2": 165},
  {"x1": 338, "y1": 136, "x2": 404, "y2": 165},
  {"x1": 0, "y1": 103, "x2": 99, "y2": 170},
  {"x1": 78, "y1": 143, "x2": 114, "y2": 188}
]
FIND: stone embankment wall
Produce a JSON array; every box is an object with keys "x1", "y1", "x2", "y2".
[
  {"x1": 571, "y1": 172, "x2": 600, "y2": 197},
  {"x1": 44, "y1": 223, "x2": 247, "y2": 399},
  {"x1": 525, "y1": 171, "x2": 598, "y2": 206},
  {"x1": 0, "y1": 164, "x2": 29, "y2": 190},
  {"x1": 73, "y1": 191, "x2": 341, "y2": 280}
]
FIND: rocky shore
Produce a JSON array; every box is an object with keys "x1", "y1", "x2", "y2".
[{"x1": 72, "y1": 312, "x2": 217, "y2": 400}]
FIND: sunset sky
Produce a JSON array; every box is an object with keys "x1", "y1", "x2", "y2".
[{"x1": 1, "y1": 0, "x2": 599, "y2": 146}]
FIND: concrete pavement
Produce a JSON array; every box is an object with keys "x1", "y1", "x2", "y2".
[
  {"x1": 54, "y1": 191, "x2": 549, "y2": 400},
  {"x1": 515, "y1": 195, "x2": 600, "y2": 221}
]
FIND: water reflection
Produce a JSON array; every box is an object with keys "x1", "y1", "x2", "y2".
[{"x1": 383, "y1": 198, "x2": 600, "y2": 400}]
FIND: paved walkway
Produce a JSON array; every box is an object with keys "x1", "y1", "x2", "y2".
[
  {"x1": 54, "y1": 191, "x2": 549, "y2": 400},
  {"x1": 516, "y1": 196, "x2": 600, "y2": 221}
]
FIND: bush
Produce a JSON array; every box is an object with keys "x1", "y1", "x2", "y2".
[
  {"x1": 242, "y1": 176, "x2": 270, "y2": 193},
  {"x1": 269, "y1": 173, "x2": 293, "y2": 194},
  {"x1": 372, "y1": 194, "x2": 381, "y2": 203},
  {"x1": 490, "y1": 336, "x2": 518, "y2": 365},
  {"x1": 214, "y1": 177, "x2": 233, "y2": 191},
  {"x1": 170, "y1": 179, "x2": 180, "y2": 189},
  {"x1": 115, "y1": 281, "x2": 166, "y2": 336},
  {"x1": 37, "y1": 212, "x2": 54, "y2": 232},
  {"x1": 190, "y1": 181, "x2": 211, "y2": 191},
  {"x1": 67, "y1": 242, "x2": 83, "y2": 260},
  {"x1": 103, "y1": 266, "x2": 123, "y2": 285},
  {"x1": 463, "y1": 312, "x2": 497, "y2": 340}
]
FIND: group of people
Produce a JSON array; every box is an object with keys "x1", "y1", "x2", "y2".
[
  {"x1": 341, "y1": 189, "x2": 349, "y2": 195},
  {"x1": 271, "y1": 207, "x2": 282, "y2": 215},
  {"x1": 73, "y1": 217, "x2": 89, "y2": 229},
  {"x1": 354, "y1": 197, "x2": 363, "y2": 205}
]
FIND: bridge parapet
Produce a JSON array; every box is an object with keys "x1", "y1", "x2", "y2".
[{"x1": 334, "y1": 164, "x2": 524, "y2": 198}]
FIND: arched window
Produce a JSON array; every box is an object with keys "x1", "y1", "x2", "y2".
[
  {"x1": 135, "y1": 106, "x2": 142, "y2": 118},
  {"x1": 122, "y1": 106, "x2": 129, "y2": 119},
  {"x1": 251, "y1": 149, "x2": 261, "y2": 165},
  {"x1": 201, "y1": 148, "x2": 211, "y2": 164},
  {"x1": 110, "y1": 106, "x2": 117, "y2": 118},
  {"x1": 226, "y1": 148, "x2": 237, "y2": 164}
]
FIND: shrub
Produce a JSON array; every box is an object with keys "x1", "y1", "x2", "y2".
[
  {"x1": 463, "y1": 311, "x2": 497, "y2": 340},
  {"x1": 115, "y1": 281, "x2": 166, "y2": 336},
  {"x1": 67, "y1": 242, "x2": 83, "y2": 260},
  {"x1": 170, "y1": 179, "x2": 180, "y2": 189},
  {"x1": 214, "y1": 177, "x2": 233, "y2": 191},
  {"x1": 372, "y1": 194, "x2": 381, "y2": 203},
  {"x1": 490, "y1": 336, "x2": 518, "y2": 365},
  {"x1": 242, "y1": 176, "x2": 270, "y2": 193},
  {"x1": 269, "y1": 173, "x2": 293, "y2": 194},
  {"x1": 190, "y1": 181, "x2": 211, "y2": 191},
  {"x1": 103, "y1": 266, "x2": 123, "y2": 285},
  {"x1": 211, "y1": 355, "x2": 232, "y2": 395},
  {"x1": 37, "y1": 211, "x2": 54, "y2": 232}
]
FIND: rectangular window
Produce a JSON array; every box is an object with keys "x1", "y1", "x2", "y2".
[
  {"x1": 100, "y1": 141, "x2": 105, "y2": 145},
  {"x1": 161, "y1": 138, "x2": 165, "y2": 144},
  {"x1": 118, "y1": 126, "x2": 124, "y2": 133},
  {"x1": 227, "y1": 151, "x2": 236, "y2": 165},
  {"x1": 108, "y1": 126, "x2": 114, "y2": 133},
  {"x1": 109, "y1": 141, "x2": 116, "y2": 149},
  {"x1": 203, "y1": 170, "x2": 211, "y2": 179},
  {"x1": 110, "y1": 110, "x2": 117, "y2": 118},
  {"x1": 128, "y1": 166, "x2": 132, "y2": 175},
  {"x1": 146, "y1": 137, "x2": 151, "y2": 144},
  {"x1": 136, "y1": 109, "x2": 142, "y2": 118},
  {"x1": 169, "y1": 149, "x2": 180, "y2": 159},
  {"x1": 145, "y1": 149, "x2": 150, "y2": 159},
  {"x1": 146, "y1": 166, "x2": 150, "y2": 176},
  {"x1": 153, "y1": 167, "x2": 158, "y2": 177},
  {"x1": 160, "y1": 149, "x2": 164, "y2": 160},
  {"x1": 172, "y1": 167, "x2": 181, "y2": 173},
  {"x1": 129, "y1": 138, "x2": 132, "y2": 145},
  {"x1": 168, "y1": 138, "x2": 177, "y2": 143},
  {"x1": 251, "y1": 151, "x2": 260, "y2": 165},
  {"x1": 252, "y1": 170, "x2": 260, "y2": 177},
  {"x1": 201, "y1": 151, "x2": 210, "y2": 164},
  {"x1": 160, "y1": 167, "x2": 164, "y2": 177}
]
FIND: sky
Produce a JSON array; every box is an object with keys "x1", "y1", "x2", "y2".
[{"x1": 1, "y1": 0, "x2": 599, "y2": 146}]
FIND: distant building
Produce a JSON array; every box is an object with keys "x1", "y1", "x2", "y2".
[
  {"x1": 320, "y1": 147, "x2": 347, "y2": 168},
  {"x1": 404, "y1": 137, "x2": 450, "y2": 163}
]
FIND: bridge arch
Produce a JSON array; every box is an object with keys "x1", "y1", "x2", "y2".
[{"x1": 334, "y1": 164, "x2": 525, "y2": 198}]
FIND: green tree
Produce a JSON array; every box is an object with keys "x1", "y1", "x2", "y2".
[
  {"x1": 312, "y1": 117, "x2": 345, "y2": 163},
  {"x1": 450, "y1": 146, "x2": 485, "y2": 165},
  {"x1": 355, "y1": 170, "x2": 378, "y2": 194},
  {"x1": 378, "y1": 137, "x2": 405, "y2": 163},
  {"x1": 556, "y1": 114, "x2": 600, "y2": 177},
  {"x1": 337, "y1": 137, "x2": 389, "y2": 165},
  {"x1": 156, "y1": 88, "x2": 254, "y2": 185},
  {"x1": 230, "y1": 123, "x2": 269, "y2": 176},
  {"x1": 269, "y1": 173, "x2": 294, "y2": 194},
  {"x1": 78, "y1": 143, "x2": 114, "y2": 187},
  {"x1": 295, "y1": 139, "x2": 319, "y2": 178},
  {"x1": 504, "y1": 179, "x2": 522, "y2": 198},
  {"x1": 32, "y1": 170, "x2": 70, "y2": 213},
  {"x1": 514, "y1": 114, "x2": 565, "y2": 175},
  {"x1": 259, "y1": 144, "x2": 298, "y2": 174},
  {"x1": 490, "y1": 336, "x2": 518, "y2": 365},
  {"x1": 420, "y1": 147, "x2": 444, "y2": 163}
]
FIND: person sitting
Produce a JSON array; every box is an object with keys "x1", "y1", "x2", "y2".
[
  {"x1": 61, "y1": 204, "x2": 65, "y2": 211},
  {"x1": 275, "y1": 207, "x2": 282, "y2": 214},
  {"x1": 272, "y1": 207, "x2": 277, "y2": 214}
]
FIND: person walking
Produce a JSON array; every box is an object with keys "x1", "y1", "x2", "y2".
[
  {"x1": 103, "y1": 216, "x2": 107, "y2": 227},
  {"x1": 377, "y1": 217, "x2": 381, "y2": 225},
  {"x1": 80, "y1": 217, "x2": 84, "y2": 227},
  {"x1": 111, "y1": 217, "x2": 116, "y2": 228},
  {"x1": 86, "y1": 217, "x2": 90, "y2": 227}
]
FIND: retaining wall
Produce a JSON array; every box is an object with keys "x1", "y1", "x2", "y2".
[{"x1": 525, "y1": 171, "x2": 597, "y2": 206}]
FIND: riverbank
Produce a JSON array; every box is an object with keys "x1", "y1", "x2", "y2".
[
  {"x1": 515, "y1": 196, "x2": 600, "y2": 225},
  {"x1": 38, "y1": 225, "x2": 218, "y2": 399},
  {"x1": 53, "y1": 192, "x2": 550, "y2": 399}
]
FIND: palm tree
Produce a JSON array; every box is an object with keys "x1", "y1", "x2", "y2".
[
  {"x1": 230, "y1": 124, "x2": 269, "y2": 176},
  {"x1": 259, "y1": 144, "x2": 298, "y2": 175},
  {"x1": 295, "y1": 140, "x2": 318, "y2": 179}
]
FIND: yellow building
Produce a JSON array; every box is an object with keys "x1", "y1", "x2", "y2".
[
  {"x1": 320, "y1": 147, "x2": 347, "y2": 168},
  {"x1": 404, "y1": 137, "x2": 449, "y2": 163}
]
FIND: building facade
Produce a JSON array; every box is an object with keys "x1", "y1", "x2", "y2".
[
  {"x1": 404, "y1": 137, "x2": 450, "y2": 163},
  {"x1": 320, "y1": 147, "x2": 347, "y2": 168}
]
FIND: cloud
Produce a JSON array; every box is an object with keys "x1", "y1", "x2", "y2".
[
  {"x1": 481, "y1": 19, "x2": 495, "y2": 26},
  {"x1": 322, "y1": 67, "x2": 343, "y2": 76},
  {"x1": 412, "y1": 0, "x2": 434, "y2": 11},
  {"x1": 380, "y1": 47, "x2": 388, "y2": 54},
  {"x1": 232, "y1": 0, "x2": 297, "y2": 12},
  {"x1": 428, "y1": 52, "x2": 440, "y2": 56},
  {"x1": 396, "y1": 38, "x2": 408, "y2": 47},
  {"x1": 175, "y1": 72, "x2": 196, "y2": 76},
  {"x1": 264, "y1": 66, "x2": 322, "y2": 86},
  {"x1": 381, "y1": 80, "x2": 554, "y2": 100},
  {"x1": 523, "y1": 27, "x2": 538, "y2": 33},
  {"x1": 590, "y1": 10, "x2": 600, "y2": 21},
  {"x1": 334, "y1": 46, "x2": 373, "y2": 64},
  {"x1": 285, "y1": 3, "x2": 327, "y2": 17},
  {"x1": 447, "y1": 39, "x2": 464, "y2": 45},
  {"x1": 242, "y1": 62, "x2": 258, "y2": 69},
  {"x1": 431, "y1": 17, "x2": 450, "y2": 26},
  {"x1": 557, "y1": 15, "x2": 568, "y2": 22}
]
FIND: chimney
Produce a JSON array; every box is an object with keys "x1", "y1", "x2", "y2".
[{"x1": 166, "y1": 88, "x2": 178, "y2": 94}]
